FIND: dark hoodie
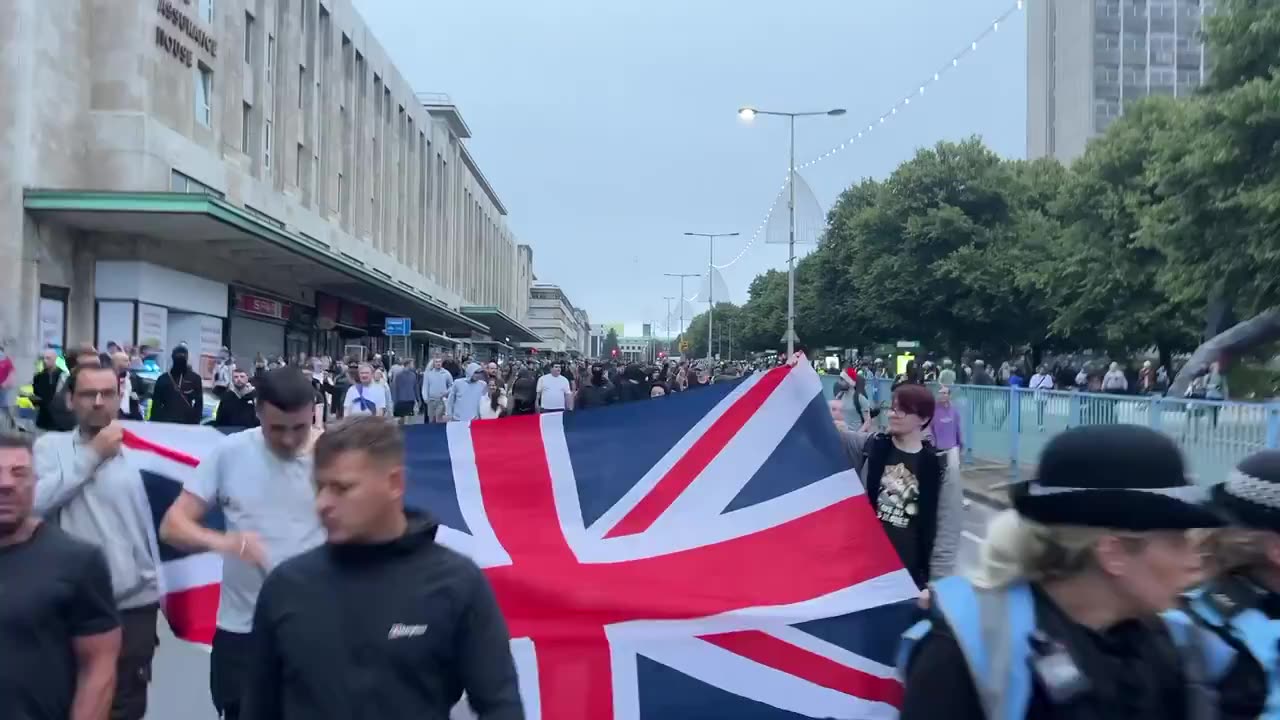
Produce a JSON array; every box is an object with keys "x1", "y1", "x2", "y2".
[
  {"x1": 241, "y1": 516, "x2": 523, "y2": 720},
  {"x1": 150, "y1": 347, "x2": 204, "y2": 424}
]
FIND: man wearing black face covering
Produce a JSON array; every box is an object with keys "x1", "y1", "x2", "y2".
[{"x1": 150, "y1": 346, "x2": 204, "y2": 424}]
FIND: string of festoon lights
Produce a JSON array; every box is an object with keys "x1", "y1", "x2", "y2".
[{"x1": 711, "y1": 0, "x2": 1024, "y2": 271}]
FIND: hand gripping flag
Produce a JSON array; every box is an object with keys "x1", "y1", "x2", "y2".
[{"x1": 129, "y1": 364, "x2": 920, "y2": 719}]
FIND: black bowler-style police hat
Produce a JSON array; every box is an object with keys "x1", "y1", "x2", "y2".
[
  {"x1": 1008, "y1": 424, "x2": 1225, "y2": 530},
  {"x1": 1210, "y1": 450, "x2": 1280, "y2": 533}
]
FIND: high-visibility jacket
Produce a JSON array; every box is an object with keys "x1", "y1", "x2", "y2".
[
  {"x1": 1183, "y1": 583, "x2": 1280, "y2": 719},
  {"x1": 897, "y1": 575, "x2": 1235, "y2": 720}
]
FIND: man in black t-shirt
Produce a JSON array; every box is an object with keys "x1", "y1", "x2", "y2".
[{"x1": 0, "y1": 432, "x2": 121, "y2": 720}]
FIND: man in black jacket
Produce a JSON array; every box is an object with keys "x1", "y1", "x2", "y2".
[
  {"x1": 31, "y1": 349, "x2": 65, "y2": 431},
  {"x1": 213, "y1": 369, "x2": 259, "y2": 428},
  {"x1": 151, "y1": 346, "x2": 203, "y2": 424},
  {"x1": 242, "y1": 416, "x2": 523, "y2": 720}
]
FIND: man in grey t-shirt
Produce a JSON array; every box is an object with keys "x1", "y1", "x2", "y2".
[{"x1": 160, "y1": 368, "x2": 323, "y2": 720}]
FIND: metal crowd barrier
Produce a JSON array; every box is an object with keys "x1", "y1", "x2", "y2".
[{"x1": 822, "y1": 374, "x2": 1280, "y2": 486}]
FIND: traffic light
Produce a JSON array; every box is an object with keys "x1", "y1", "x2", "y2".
[
  {"x1": 679, "y1": 340, "x2": 689, "y2": 353},
  {"x1": 611, "y1": 349, "x2": 618, "y2": 358}
]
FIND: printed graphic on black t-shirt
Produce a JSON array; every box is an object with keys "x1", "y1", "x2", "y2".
[
  {"x1": 875, "y1": 446, "x2": 923, "y2": 581},
  {"x1": 0, "y1": 523, "x2": 119, "y2": 720},
  {"x1": 876, "y1": 448, "x2": 921, "y2": 529}
]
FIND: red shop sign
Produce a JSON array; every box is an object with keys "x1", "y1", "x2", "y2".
[{"x1": 237, "y1": 293, "x2": 290, "y2": 321}]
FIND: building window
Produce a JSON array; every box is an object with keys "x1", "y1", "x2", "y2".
[
  {"x1": 241, "y1": 102, "x2": 251, "y2": 151},
  {"x1": 195, "y1": 64, "x2": 213, "y2": 127},
  {"x1": 263, "y1": 119, "x2": 273, "y2": 170},
  {"x1": 296, "y1": 143, "x2": 304, "y2": 186},
  {"x1": 244, "y1": 12, "x2": 253, "y2": 64},
  {"x1": 337, "y1": 172, "x2": 345, "y2": 213},
  {"x1": 298, "y1": 65, "x2": 305, "y2": 108},
  {"x1": 267, "y1": 34, "x2": 276, "y2": 76},
  {"x1": 200, "y1": 0, "x2": 214, "y2": 24}
]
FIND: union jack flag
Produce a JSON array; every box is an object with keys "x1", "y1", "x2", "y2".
[{"x1": 128, "y1": 363, "x2": 919, "y2": 719}]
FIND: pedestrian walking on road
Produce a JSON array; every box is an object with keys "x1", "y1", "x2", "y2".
[
  {"x1": 421, "y1": 356, "x2": 453, "y2": 423},
  {"x1": 536, "y1": 362, "x2": 572, "y2": 412},
  {"x1": 214, "y1": 368, "x2": 260, "y2": 428},
  {"x1": 241, "y1": 417, "x2": 523, "y2": 720},
  {"x1": 150, "y1": 345, "x2": 204, "y2": 425},
  {"x1": 31, "y1": 348, "x2": 66, "y2": 432},
  {"x1": 837, "y1": 382, "x2": 961, "y2": 589},
  {"x1": 343, "y1": 363, "x2": 387, "y2": 418},
  {"x1": 1, "y1": 431, "x2": 122, "y2": 720},
  {"x1": 391, "y1": 358, "x2": 419, "y2": 426},
  {"x1": 159, "y1": 368, "x2": 325, "y2": 720},
  {"x1": 34, "y1": 363, "x2": 163, "y2": 720},
  {"x1": 930, "y1": 385, "x2": 964, "y2": 491},
  {"x1": 447, "y1": 363, "x2": 487, "y2": 422}
]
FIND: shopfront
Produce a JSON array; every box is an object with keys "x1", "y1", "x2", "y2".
[
  {"x1": 93, "y1": 260, "x2": 227, "y2": 381},
  {"x1": 315, "y1": 293, "x2": 375, "y2": 362},
  {"x1": 228, "y1": 289, "x2": 294, "y2": 364}
]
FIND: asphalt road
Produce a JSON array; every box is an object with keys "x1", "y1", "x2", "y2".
[{"x1": 144, "y1": 501, "x2": 999, "y2": 719}]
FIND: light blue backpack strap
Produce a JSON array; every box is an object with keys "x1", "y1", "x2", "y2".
[
  {"x1": 1163, "y1": 608, "x2": 1236, "y2": 720},
  {"x1": 931, "y1": 577, "x2": 1037, "y2": 720},
  {"x1": 896, "y1": 619, "x2": 933, "y2": 680},
  {"x1": 1163, "y1": 608, "x2": 1237, "y2": 681},
  {"x1": 1230, "y1": 609, "x2": 1280, "y2": 720}
]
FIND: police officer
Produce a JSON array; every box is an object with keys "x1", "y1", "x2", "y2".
[
  {"x1": 1181, "y1": 450, "x2": 1280, "y2": 719},
  {"x1": 898, "y1": 425, "x2": 1246, "y2": 720}
]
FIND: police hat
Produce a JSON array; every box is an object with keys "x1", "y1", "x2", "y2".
[
  {"x1": 1209, "y1": 451, "x2": 1280, "y2": 533},
  {"x1": 1009, "y1": 424, "x2": 1225, "y2": 530}
]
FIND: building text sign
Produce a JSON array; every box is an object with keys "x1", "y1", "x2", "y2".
[{"x1": 156, "y1": 0, "x2": 218, "y2": 68}]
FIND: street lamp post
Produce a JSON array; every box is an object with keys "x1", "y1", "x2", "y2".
[
  {"x1": 683, "y1": 231, "x2": 739, "y2": 361},
  {"x1": 737, "y1": 106, "x2": 846, "y2": 355},
  {"x1": 664, "y1": 273, "x2": 699, "y2": 357},
  {"x1": 663, "y1": 296, "x2": 675, "y2": 356}
]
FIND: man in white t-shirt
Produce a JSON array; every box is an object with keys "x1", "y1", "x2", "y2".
[
  {"x1": 159, "y1": 368, "x2": 325, "y2": 720},
  {"x1": 342, "y1": 363, "x2": 386, "y2": 417},
  {"x1": 536, "y1": 362, "x2": 572, "y2": 413}
]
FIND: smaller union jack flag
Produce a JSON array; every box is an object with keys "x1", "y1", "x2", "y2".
[{"x1": 130, "y1": 363, "x2": 919, "y2": 719}]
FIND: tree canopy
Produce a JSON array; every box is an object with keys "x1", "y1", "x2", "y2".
[{"x1": 724, "y1": 0, "x2": 1280, "y2": 367}]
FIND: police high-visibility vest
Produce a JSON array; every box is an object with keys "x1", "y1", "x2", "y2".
[
  {"x1": 1185, "y1": 588, "x2": 1280, "y2": 719},
  {"x1": 898, "y1": 575, "x2": 1235, "y2": 720}
]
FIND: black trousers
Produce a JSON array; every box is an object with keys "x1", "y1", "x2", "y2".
[
  {"x1": 211, "y1": 629, "x2": 254, "y2": 720},
  {"x1": 112, "y1": 604, "x2": 159, "y2": 720}
]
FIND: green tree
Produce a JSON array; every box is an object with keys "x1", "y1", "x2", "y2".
[
  {"x1": 603, "y1": 328, "x2": 620, "y2": 358},
  {"x1": 736, "y1": 270, "x2": 788, "y2": 352},
  {"x1": 1030, "y1": 99, "x2": 1201, "y2": 364},
  {"x1": 683, "y1": 303, "x2": 741, "y2": 359},
  {"x1": 1202, "y1": 0, "x2": 1280, "y2": 92},
  {"x1": 819, "y1": 138, "x2": 1053, "y2": 359}
]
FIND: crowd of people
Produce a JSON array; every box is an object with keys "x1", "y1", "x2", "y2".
[
  {"x1": 0, "y1": 337, "x2": 764, "y2": 437},
  {"x1": 841, "y1": 354, "x2": 1231, "y2": 402},
  {"x1": 9, "y1": 342, "x2": 1280, "y2": 720}
]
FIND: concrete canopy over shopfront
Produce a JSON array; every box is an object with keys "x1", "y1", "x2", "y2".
[
  {"x1": 23, "y1": 190, "x2": 488, "y2": 337},
  {"x1": 459, "y1": 305, "x2": 542, "y2": 344}
]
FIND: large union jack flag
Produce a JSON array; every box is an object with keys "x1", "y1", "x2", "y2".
[{"x1": 127, "y1": 363, "x2": 919, "y2": 719}]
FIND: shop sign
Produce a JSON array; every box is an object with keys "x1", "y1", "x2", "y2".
[
  {"x1": 156, "y1": 0, "x2": 218, "y2": 68},
  {"x1": 236, "y1": 293, "x2": 290, "y2": 321}
]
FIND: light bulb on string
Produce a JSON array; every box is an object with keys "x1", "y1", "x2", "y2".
[{"x1": 716, "y1": 1, "x2": 1023, "y2": 271}]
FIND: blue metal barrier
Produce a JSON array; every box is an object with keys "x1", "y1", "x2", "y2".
[{"x1": 820, "y1": 374, "x2": 1280, "y2": 485}]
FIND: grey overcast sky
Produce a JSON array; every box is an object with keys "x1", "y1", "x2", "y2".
[{"x1": 353, "y1": 0, "x2": 1026, "y2": 331}]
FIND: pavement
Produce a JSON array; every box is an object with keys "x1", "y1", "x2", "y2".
[{"x1": 144, "y1": 463, "x2": 1012, "y2": 719}]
